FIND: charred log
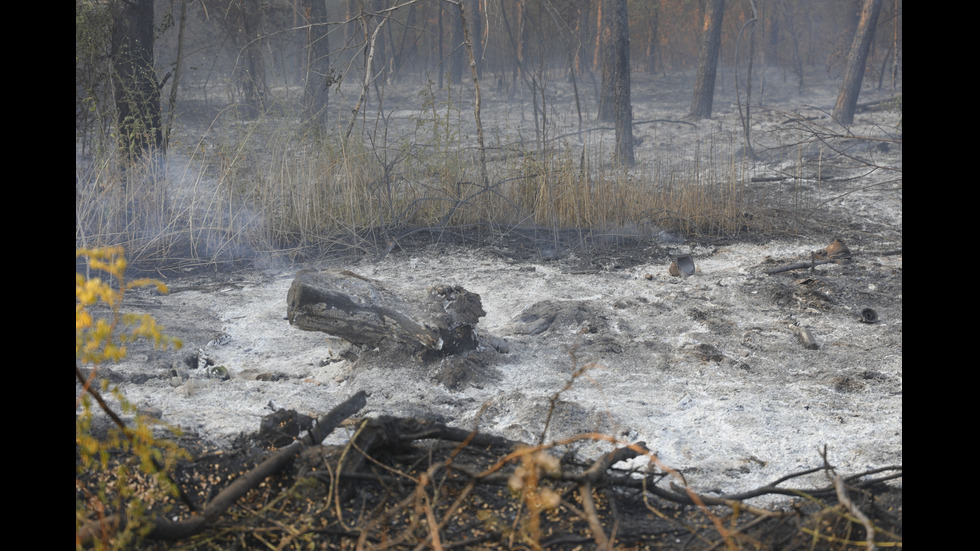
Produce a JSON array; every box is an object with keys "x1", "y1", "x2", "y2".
[{"x1": 286, "y1": 269, "x2": 485, "y2": 357}]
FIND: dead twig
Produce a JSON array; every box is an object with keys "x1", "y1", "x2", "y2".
[
  {"x1": 764, "y1": 247, "x2": 901, "y2": 274},
  {"x1": 146, "y1": 391, "x2": 367, "y2": 541}
]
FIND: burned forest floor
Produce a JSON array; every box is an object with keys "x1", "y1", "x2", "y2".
[{"x1": 77, "y1": 66, "x2": 901, "y2": 550}]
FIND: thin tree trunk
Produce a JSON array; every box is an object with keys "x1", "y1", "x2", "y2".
[
  {"x1": 305, "y1": 0, "x2": 331, "y2": 133},
  {"x1": 468, "y1": 0, "x2": 484, "y2": 80},
  {"x1": 345, "y1": 10, "x2": 391, "y2": 139},
  {"x1": 689, "y1": 0, "x2": 725, "y2": 119},
  {"x1": 542, "y1": 2, "x2": 584, "y2": 134},
  {"x1": 592, "y1": 0, "x2": 603, "y2": 73},
  {"x1": 457, "y1": 0, "x2": 488, "y2": 186},
  {"x1": 370, "y1": 0, "x2": 390, "y2": 86},
  {"x1": 735, "y1": 3, "x2": 759, "y2": 159},
  {"x1": 645, "y1": 1, "x2": 659, "y2": 74},
  {"x1": 163, "y1": 0, "x2": 187, "y2": 152},
  {"x1": 450, "y1": 3, "x2": 465, "y2": 84},
  {"x1": 833, "y1": 0, "x2": 883, "y2": 125},
  {"x1": 438, "y1": 3, "x2": 444, "y2": 89},
  {"x1": 891, "y1": 0, "x2": 899, "y2": 92},
  {"x1": 597, "y1": 1, "x2": 614, "y2": 122}
]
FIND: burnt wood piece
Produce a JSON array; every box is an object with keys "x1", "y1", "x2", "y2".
[{"x1": 286, "y1": 269, "x2": 485, "y2": 356}]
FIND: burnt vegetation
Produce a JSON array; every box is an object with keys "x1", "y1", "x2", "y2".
[
  {"x1": 76, "y1": 0, "x2": 901, "y2": 273},
  {"x1": 77, "y1": 0, "x2": 901, "y2": 548}
]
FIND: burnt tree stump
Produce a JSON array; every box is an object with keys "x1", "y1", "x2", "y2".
[{"x1": 286, "y1": 270, "x2": 485, "y2": 357}]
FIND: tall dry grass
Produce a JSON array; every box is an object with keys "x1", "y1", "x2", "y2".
[{"x1": 76, "y1": 97, "x2": 768, "y2": 271}]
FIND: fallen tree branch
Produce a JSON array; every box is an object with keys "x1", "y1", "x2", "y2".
[
  {"x1": 83, "y1": 411, "x2": 900, "y2": 548},
  {"x1": 77, "y1": 391, "x2": 368, "y2": 544},
  {"x1": 764, "y1": 248, "x2": 901, "y2": 274},
  {"x1": 149, "y1": 390, "x2": 366, "y2": 540}
]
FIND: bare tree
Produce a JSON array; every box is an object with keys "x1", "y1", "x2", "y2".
[
  {"x1": 833, "y1": 0, "x2": 883, "y2": 125},
  {"x1": 345, "y1": 8, "x2": 392, "y2": 139},
  {"x1": 689, "y1": 0, "x2": 725, "y2": 119},
  {"x1": 111, "y1": 0, "x2": 162, "y2": 160}
]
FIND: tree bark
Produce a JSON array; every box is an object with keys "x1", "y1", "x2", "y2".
[
  {"x1": 689, "y1": 0, "x2": 725, "y2": 119},
  {"x1": 111, "y1": 0, "x2": 162, "y2": 160},
  {"x1": 833, "y1": 0, "x2": 883, "y2": 125}
]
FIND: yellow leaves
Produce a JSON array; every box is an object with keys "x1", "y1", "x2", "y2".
[
  {"x1": 76, "y1": 247, "x2": 181, "y2": 366},
  {"x1": 77, "y1": 247, "x2": 190, "y2": 548},
  {"x1": 75, "y1": 305, "x2": 92, "y2": 331},
  {"x1": 127, "y1": 277, "x2": 170, "y2": 295},
  {"x1": 124, "y1": 313, "x2": 182, "y2": 350},
  {"x1": 76, "y1": 275, "x2": 113, "y2": 306},
  {"x1": 508, "y1": 449, "x2": 562, "y2": 510},
  {"x1": 77, "y1": 246, "x2": 127, "y2": 278}
]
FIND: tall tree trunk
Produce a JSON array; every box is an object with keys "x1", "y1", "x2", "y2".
[
  {"x1": 833, "y1": 0, "x2": 882, "y2": 125},
  {"x1": 598, "y1": 0, "x2": 633, "y2": 166},
  {"x1": 111, "y1": 0, "x2": 162, "y2": 161},
  {"x1": 689, "y1": 0, "x2": 725, "y2": 119},
  {"x1": 304, "y1": 0, "x2": 331, "y2": 133},
  {"x1": 612, "y1": 0, "x2": 634, "y2": 167}
]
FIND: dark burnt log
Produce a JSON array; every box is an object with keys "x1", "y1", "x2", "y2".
[{"x1": 286, "y1": 269, "x2": 485, "y2": 357}]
